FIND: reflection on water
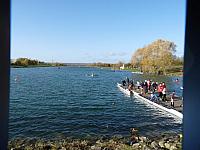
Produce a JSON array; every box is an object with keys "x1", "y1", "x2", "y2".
[{"x1": 9, "y1": 67, "x2": 182, "y2": 140}]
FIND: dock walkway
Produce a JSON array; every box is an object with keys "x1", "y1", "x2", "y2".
[
  {"x1": 133, "y1": 88, "x2": 183, "y2": 113},
  {"x1": 117, "y1": 83, "x2": 183, "y2": 119}
]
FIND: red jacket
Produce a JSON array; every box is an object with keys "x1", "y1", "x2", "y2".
[{"x1": 158, "y1": 85, "x2": 163, "y2": 92}]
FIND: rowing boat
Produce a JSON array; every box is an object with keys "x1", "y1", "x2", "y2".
[
  {"x1": 117, "y1": 83, "x2": 183, "y2": 119},
  {"x1": 131, "y1": 71, "x2": 143, "y2": 74}
]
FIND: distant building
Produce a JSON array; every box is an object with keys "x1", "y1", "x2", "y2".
[{"x1": 120, "y1": 64, "x2": 125, "y2": 70}]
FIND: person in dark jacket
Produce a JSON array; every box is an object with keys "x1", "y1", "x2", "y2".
[
  {"x1": 126, "y1": 77, "x2": 130, "y2": 86},
  {"x1": 122, "y1": 80, "x2": 126, "y2": 86},
  {"x1": 128, "y1": 80, "x2": 134, "y2": 91},
  {"x1": 152, "y1": 82, "x2": 157, "y2": 93},
  {"x1": 143, "y1": 80, "x2": 148, "y2": 94}
]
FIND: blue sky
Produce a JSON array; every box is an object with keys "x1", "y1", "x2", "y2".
[{"x1": 11, "y1": 0, "x2": 186, "y2": 63}]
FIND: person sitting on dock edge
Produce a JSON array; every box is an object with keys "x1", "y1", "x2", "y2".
[{"x1": 150, "y1": 91, "x2": 158, "y2": 102}]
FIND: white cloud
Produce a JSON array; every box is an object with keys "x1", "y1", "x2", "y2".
[
  {"x1": 81, "y1": 51, "x2": 131, "y2": 63},
  {"x1": 106, "y1": 51, "x2": 128, "y2": 57}
]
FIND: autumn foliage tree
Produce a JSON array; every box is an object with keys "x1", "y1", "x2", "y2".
[{"x1": 131, "y1": 39, "x2": 177, "y2": 75}]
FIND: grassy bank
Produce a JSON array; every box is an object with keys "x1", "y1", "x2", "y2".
[
  {"x1": 122, "y1": 68, "x2": 141, "y2": 72},
  {"x1": 122, "y1": 66, "x2": 183, "y2": 77},
  {"x1": 165, "y1": 72, "x2": 183, "y2": 77},
  {"x1": 165, "y1": 66, "x2": 183, "y2": 76}
]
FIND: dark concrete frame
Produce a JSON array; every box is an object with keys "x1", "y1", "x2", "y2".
[
  {"x1": 0, "y1": 0, "x2": 10, "y2": 149},
  {"x1": 1, "y1": 0, "x2": 200, "y2": 149},
  {"x1": 183, "y1": 0, "x2": 200, "y2": 149}
]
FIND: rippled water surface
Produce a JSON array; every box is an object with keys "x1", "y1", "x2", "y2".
[{"x1": 9, "y1": 67, "x2": 183, "y2": 140}]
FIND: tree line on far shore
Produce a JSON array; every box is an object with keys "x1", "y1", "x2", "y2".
[
  {"x1": 11, "y1": 58, "x2": 64, "y2": 67},
  {"x1": 89, "y1": 62, "x2": 130, "y2": 69}
]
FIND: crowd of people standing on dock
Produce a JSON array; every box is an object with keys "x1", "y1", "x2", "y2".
[
  {"x1": 122, "y1": 77, "x2": 135, "y2": 92},
  {"x1": 121, "y1": 77, "x2": 180, "y2": 108}
]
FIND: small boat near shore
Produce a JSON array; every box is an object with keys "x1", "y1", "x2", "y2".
[
  {"x1": 132, "y1": 71, "x2": 143, "y2": 74},
  {"x1": 117, "y1": 83, "x2": 183, "y2": 119}
]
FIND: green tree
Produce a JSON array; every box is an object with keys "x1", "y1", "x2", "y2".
[{"x1": 14, "y1": 58, "x2": 39, "y2": 66}]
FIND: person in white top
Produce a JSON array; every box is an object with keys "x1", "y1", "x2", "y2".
[
  {"x1": 162, "y1": 82, "x2": 167, "y2": 101},
  {"x1": 137, "y1": 81, "x2": 140, "y2": 89},
  {"x1": 171, "y1": 91, "x2": 175, "y2": 107}
]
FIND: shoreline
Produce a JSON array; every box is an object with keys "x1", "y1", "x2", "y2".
[
  {"x1": 8, "y1": 133, "x2": 182, "y2": 150},
  {"x1": 109, "y1": 67, "x2": 183, "y2": 77},
  {"x1": 10, "y1": 65, "x2": 184, "y2": 77},
  {"x1": 11, "y1": 65, "x2": 64, "y2": 68}
]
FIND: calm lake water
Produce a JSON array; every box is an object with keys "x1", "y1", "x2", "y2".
[{"x1": 9, "y1": 67, "x2": 183, "y2": 140}]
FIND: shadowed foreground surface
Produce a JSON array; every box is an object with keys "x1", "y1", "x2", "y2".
[{"x1": 8, "y1": 133, "x2": 182, "y2": 150}]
